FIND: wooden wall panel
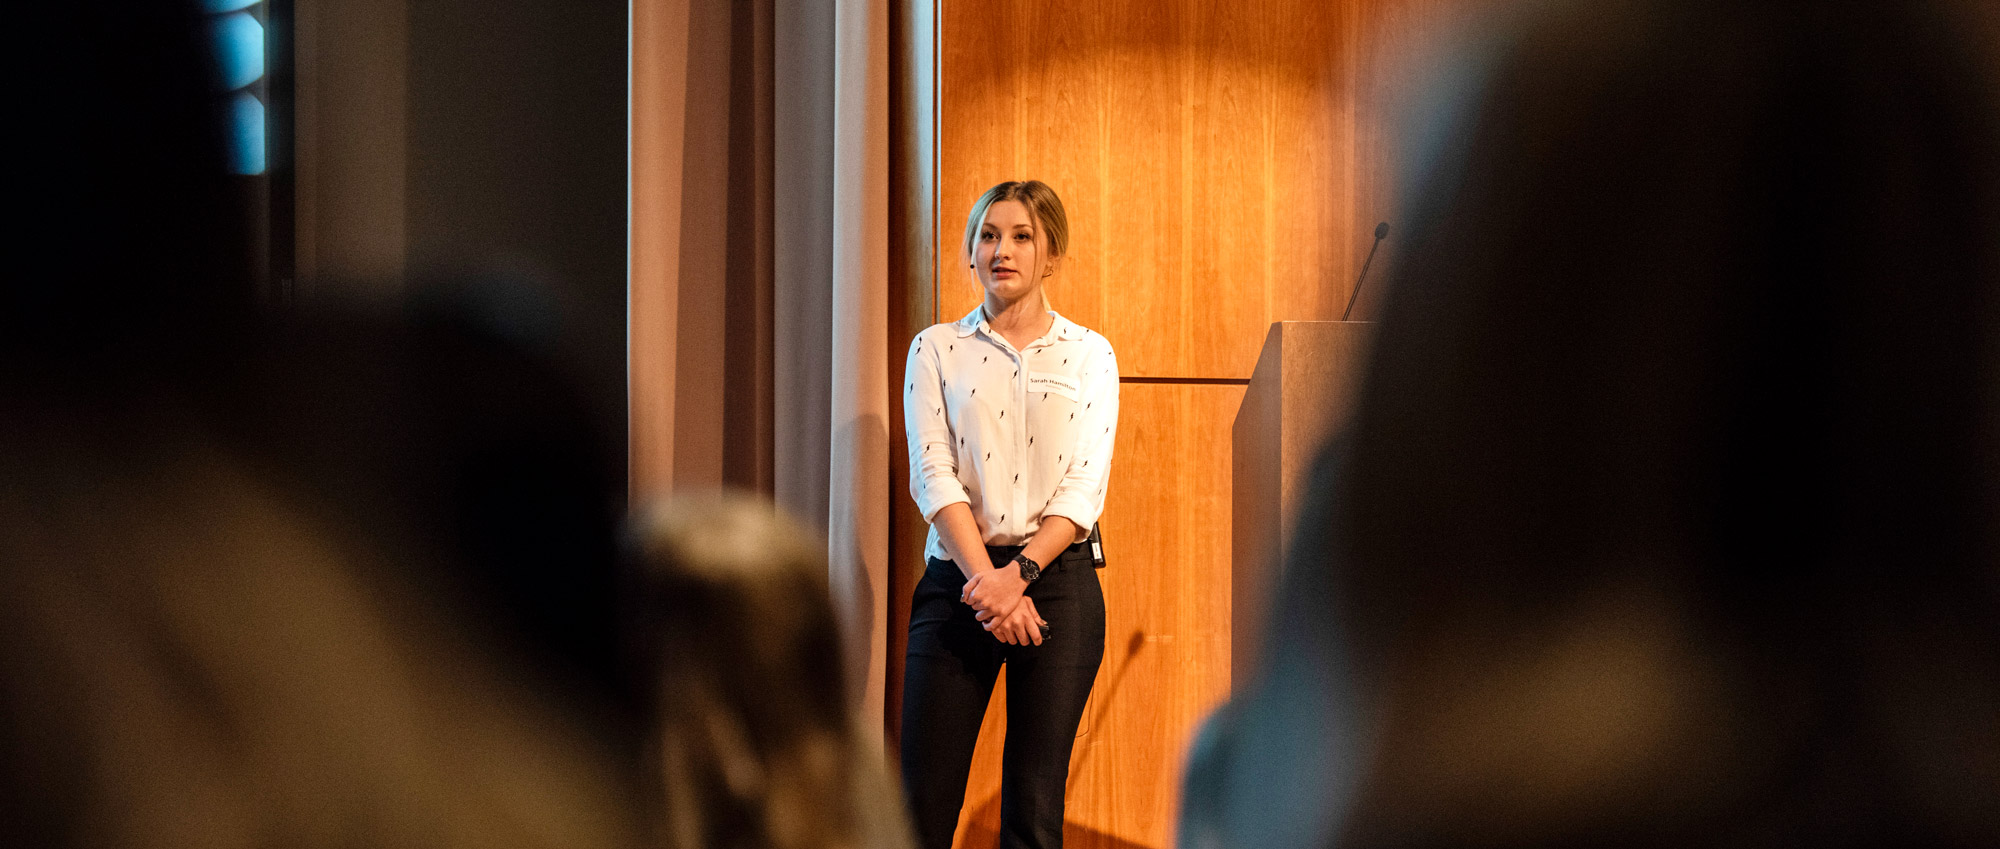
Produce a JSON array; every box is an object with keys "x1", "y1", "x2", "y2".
[
  {"x1": 947, "y1": 383, "x2": 1241, "y2": 849},
  {"x1": 937, "y1": 0, "x2": 1356, "y2": 379},
  {"x1": 1071, "y1": 383, "x2": 1239, "y2": 847}
]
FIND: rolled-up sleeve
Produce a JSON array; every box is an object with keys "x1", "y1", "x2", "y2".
[
  {"x1": 904, "y1": 332, "x2": 968, "y2": 522},
  {"x1": 1042, "y1": 337, "x2": 1118, "y2": 536}
]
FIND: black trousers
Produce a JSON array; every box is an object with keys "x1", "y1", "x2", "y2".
[{"x1": 900, "y1": 543, "x2": 1106, "y2": 849}]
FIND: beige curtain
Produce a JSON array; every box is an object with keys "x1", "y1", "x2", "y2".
[
  {"x1": 632, "y1": 0, "x2": 895, "y2": 735},
  {"x1": 821, "y1": 0, "x2": 893, "y2": 741}
]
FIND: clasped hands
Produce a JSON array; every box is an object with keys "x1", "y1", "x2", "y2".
[{"x1": 960, "y1": 564, "x2": 1048, "y2": 646}]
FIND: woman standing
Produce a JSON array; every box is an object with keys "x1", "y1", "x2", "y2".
[{"x1": 899, "y1": 180, "x2": 1118, "y2": 849}]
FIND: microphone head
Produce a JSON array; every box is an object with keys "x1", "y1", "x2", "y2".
[{"x1": 1374, "y1": 221, "x2": 1390, "y2": 240}]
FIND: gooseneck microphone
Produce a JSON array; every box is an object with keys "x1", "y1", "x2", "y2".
[{"x1": 1342, "y1": 221, "x2": 1389, "y2": 321}]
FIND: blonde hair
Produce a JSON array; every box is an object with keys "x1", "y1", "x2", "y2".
[
  {"x1": 961, "y1": 181, "x2": 1070, "y2": 302},
  {"x1": 628, "y1": 494, "x2": 914, "y2": 849}
]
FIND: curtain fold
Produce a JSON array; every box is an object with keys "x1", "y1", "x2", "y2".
[
  {"x1": 824, "y1": 0, "x2": 893, "y2": 742},
  {"x1": 628, "y1": 0, "x2": 690, "y2": 498},
  {"x1": 634, "y1": 0, "x2": 896, "y2": 733}
]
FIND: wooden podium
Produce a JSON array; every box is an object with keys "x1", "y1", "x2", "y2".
[{"x1": 1230, "y1": 321, "x2": 1370, "y2": 687}]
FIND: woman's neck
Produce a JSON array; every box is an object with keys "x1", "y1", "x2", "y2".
[{"x1": 983, "y1": 294, "x2": 1053, "y2": 348}]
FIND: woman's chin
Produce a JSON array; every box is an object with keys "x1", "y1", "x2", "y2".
[{"x1": 984, "y1": 281, "x2": 1037, "y2": 304}]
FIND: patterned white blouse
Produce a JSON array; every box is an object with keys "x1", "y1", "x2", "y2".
[{"x1": 903, "y1": 306, "x2": 1120, "y2": 563}]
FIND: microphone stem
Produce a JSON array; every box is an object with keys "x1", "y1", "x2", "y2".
[{"x1": 1343, "y1": 235, "x2": 1383, "y2": 321}]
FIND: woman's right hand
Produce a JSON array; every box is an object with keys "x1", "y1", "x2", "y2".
[{"x1": 980, "y1": 596, "x2": 1048, "y2": 646}]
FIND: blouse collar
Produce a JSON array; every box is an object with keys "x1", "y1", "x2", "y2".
[{"x1": 954, "y1": 304, "x2": 1086, "y2": 345}]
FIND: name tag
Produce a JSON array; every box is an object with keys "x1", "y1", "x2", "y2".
[{"x1": 1029, "y1": 371, "x2": 1079, "y2": 401}]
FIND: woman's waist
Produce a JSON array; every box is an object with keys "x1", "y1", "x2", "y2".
[
  {"x1": 929, "y1": 537, "x2": 1095, "y2": 572},
  {"x1": 922, "y1": 513, "x2": 1066, "y2": 551}
]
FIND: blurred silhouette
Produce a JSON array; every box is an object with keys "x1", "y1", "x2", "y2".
[
  {"x1": 626, "y1": 494, "x2": 915, "y2": 849},
  {"x1": 236, "y1": 289, "x2": 630, "y2": 717},
  {"x1": 2, "y1": 3, "x2": 638, "y2": 847},
  {"x1": 0, "y1": 411, "x2": 642, "y2": 849},
  {"x1": 1183, "y1": 0, "x2": 2000, "y2": 847}
]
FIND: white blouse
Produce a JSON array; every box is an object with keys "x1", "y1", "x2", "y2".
[{"x1": 903, "y1": 306, "x2": 1119, "y2": 563}]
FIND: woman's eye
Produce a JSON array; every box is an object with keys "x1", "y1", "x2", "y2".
[
  {"x1": 1015, "y1": 233, "x2": 1031, "y2": 241},
  {"x1": 980, "y1": 232, "x2": 996, "y2": 242}
]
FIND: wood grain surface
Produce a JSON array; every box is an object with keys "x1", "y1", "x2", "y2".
[{"x1": 937, "y1": 0, "x2": 1353, "y2": 379}]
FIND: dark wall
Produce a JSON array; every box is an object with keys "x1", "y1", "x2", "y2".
[{"x1": 404, "y1": 0, "x2": 629, "y2": 481}]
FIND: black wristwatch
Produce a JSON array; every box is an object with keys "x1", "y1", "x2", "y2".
[{"x1": 1011, "y1": 553, "x2": 1042, "y2": 583}]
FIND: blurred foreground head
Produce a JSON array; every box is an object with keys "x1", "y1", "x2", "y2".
[
  {"x1": 627, "y1": 494, "x2": 913, "y2": 849},
  {"x1": 0, "y1": 4, "x2": 637, "y2": 847},
  {"x1": 1186, "y1": 1, "x2": 2000, "y2": 847},
  {"x1": 0, "y1": 424, "x2": 642, "y2": 849}
]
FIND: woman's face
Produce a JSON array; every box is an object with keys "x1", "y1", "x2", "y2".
[{"x1": 974, "y1": 199, "x2": 1051, "y2": 305}]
